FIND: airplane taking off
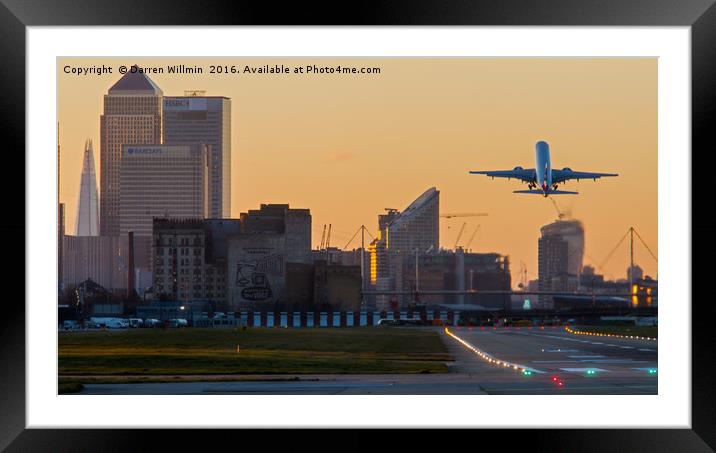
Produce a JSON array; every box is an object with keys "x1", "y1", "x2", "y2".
[{"x1": 469, "y1": 140, "x2": 618, "y2": 197}]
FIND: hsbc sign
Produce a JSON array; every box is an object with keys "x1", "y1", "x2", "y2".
[{"x1": 164, "y1": 98, "x2": 207, "y2": 111}]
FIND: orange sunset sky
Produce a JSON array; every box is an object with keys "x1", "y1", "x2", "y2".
[{"x1": 57, "y1": 57, "x2": 657, "y2": 285}]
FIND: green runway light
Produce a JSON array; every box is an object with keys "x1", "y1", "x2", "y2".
[
  {"x1": 586, "y1": 369, "x2": 596, "y2": 376},
  {"x1": 648, "y1": 368, "x2": 658, "y2": 374},
  {"x1": 522, "y1": 370, "x2": 533, "y2": 376}
]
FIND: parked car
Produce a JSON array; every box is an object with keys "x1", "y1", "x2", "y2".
[
  {"x1": 62, "y1": 320, "x2": 79, "y2": 330},
  {"x1": 144, "y1": 318, "x2": 162, "y2": 328}
]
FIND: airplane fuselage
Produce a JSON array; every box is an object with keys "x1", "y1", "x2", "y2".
[
  {"x1": 468, "y1": 140, "x2": 617, "y2": 196},
  {"x1": 534, "y1": 140, "x2": 552, "y2": 196}
]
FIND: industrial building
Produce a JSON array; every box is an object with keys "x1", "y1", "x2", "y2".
[
  {"x1": 400, "y1": 249, "x2": 511, "y2": 310},
  {"x1": 152, "y1": 204, "x2": 312, "y2": 311},
  {"x1": 284, "y1": 261, "x2": 363, "y2": 312},
  {"x1": 152, "y1": 218, "x2": 241, "y2": 308},
  {"x1": 228, "y1": 204, "x2": 312, "y2": 310},
  {"x1": 62, "y1": 235, "x2": 128, "y2": 293}
]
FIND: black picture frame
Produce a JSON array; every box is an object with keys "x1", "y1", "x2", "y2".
[{"x1": 3, "y1": 1, "x2": 713, "y2": 451}]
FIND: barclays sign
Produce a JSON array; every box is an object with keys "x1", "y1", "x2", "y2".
[{"x1": 127, "y1": 147, "x2": 163, "y2": 155}]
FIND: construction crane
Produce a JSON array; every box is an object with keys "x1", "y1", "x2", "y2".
[
  {"x1": 326, "y1": 224, "x2": 332, "y2": 249},
  {"x1": 453, "y1": 222, "x2": 467, "y2": 249},
  {"x1": 465, "y1": 225, "x2": 481, "y2": 250},
  {"x1": 319, "y1": 224, "x2": 327, "y2": 250},
  {"x1": 440, "y1": 213, "x2": 488, "y2": 219}
]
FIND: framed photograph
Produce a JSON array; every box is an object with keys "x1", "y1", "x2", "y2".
[{"x1": 5, "y1": 0, "x2": 714, "y2": 450}]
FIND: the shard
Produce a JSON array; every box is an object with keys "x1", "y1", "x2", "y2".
[{"x1": 75, "y1": 139, "x2": 100, "y2": 236}]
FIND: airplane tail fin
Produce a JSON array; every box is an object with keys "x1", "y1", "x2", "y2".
[{"x1": 513, "y1": 189, "x2": 578, "y2": 195}]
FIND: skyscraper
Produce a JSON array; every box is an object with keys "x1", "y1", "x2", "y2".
[
  {"x1": 120, "y1": 143, "x2": 210, "y2": 277},
  {"x1": 372, "y1": 188, "x2": 440, "y2": 309},
  {"x1": 75, "y1": 139, "x2": 100, "y2": 236},
  {"x1": 119, "y1": 144, "x2": 210, "y2": 238},
  {"x1": 538, "y1": 220, "x2": 585, "y2": 307},
  {"x1": 100, "y1": 67, "x2": 163, "y2": 236},
  {"x1": 163, "y1": 94, "x2": 232, "y2": 218},
  {"x1": 386, "y1": 187, "x2": 440, "y2": 255},
  {"x1": 58, "y1": 123, "x2": 64, "y2": 293}
]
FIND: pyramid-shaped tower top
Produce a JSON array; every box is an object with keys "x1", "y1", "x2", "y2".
[{"x1": 108, "y1": 65, "x2": 163, "y2": 95}]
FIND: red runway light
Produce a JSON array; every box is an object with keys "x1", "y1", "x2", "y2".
[{"x1": 481, "y1": 326, "x2": 485, "y2": 331}]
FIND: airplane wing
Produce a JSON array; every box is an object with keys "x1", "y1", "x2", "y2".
[
  {"x1": 469, "y1": 168, "x2": 535, "y2": 183},
  {"x1": 551, "y1": 169, "x2": 618, "y2": 184}
]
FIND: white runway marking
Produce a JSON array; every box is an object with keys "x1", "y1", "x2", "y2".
[
  {"x1": 560, "y1": 367, "x2": 609, "y2": 373},
  {"x1": 532, "y1": 360, "x2": 581, "y2": 363},
  {"x1": 590, "y1": 359, "x2": 646, "y2": 364},
  {"x1": 638, "y1": 348, "x2": 656, "y2": 352}
]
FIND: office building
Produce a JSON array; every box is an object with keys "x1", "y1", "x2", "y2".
[
  {"x1": 386, "y1": 187, "x2": 440, "y2": 255},
  {"x1": 120, "y1": 144, "x2": 209, "y2": 238},
  {"x1": 75, "y1": 139, "x2": 100, "y2": 236},
  {"x1": 100, "y1": 67, "x2": 163, "y2": 236},
  {"x1": 120, "y1": 143, "x2": 209, "y2": 278},
  {"x1": 371, "y1": 188, "x2": 440, "y2": 308},
  {"x1": 163, "y1": 94, "x2": 232, "y2": 218},
  {"x1": 538, "y1": 220, "x2": 585, "y2": 308}
]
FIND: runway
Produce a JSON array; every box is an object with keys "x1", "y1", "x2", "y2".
[
  {"x1": 76, "y1": 326, "x2": 657, "y2": 395},
  {"x1": 441, "y1": 326, "x2": 657, "y2": 394}
]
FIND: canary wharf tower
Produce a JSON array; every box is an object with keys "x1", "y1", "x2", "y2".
[{"x1": 100, "y1": 67, "x2": 163, "y2": 235}]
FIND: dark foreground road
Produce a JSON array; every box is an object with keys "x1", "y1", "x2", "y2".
[{"x1": 76, "y1": 326, "x2": 656, "y2": 395}]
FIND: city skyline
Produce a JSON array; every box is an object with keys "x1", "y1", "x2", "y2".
[{"x1": 58, "y1": 57, "x2": 658, "y2": 283}]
